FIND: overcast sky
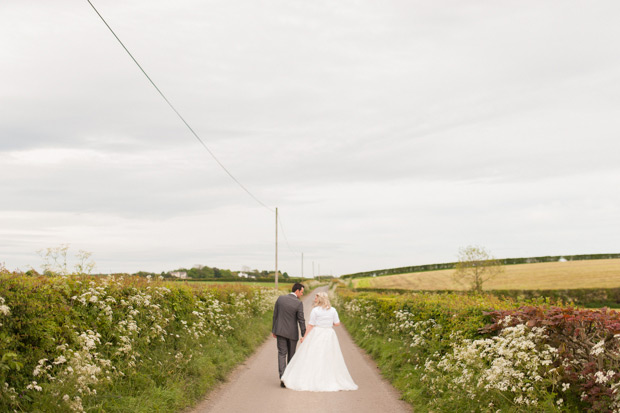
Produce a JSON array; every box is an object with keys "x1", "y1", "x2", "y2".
[{"x1": 1, "y1": 0, "x2": 619, "y2": 277}]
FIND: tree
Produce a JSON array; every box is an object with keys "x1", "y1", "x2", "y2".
[{"x1": 453, "y1": 245, "x2": 504, "y2": 293}]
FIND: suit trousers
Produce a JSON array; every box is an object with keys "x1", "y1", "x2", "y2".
[{"x1": 276, "y1": 335, "x2": 298, "y2": 378}]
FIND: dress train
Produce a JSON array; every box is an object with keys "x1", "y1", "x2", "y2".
[{"x1": 281, "y1": 326, "x2": 358, "y2": 392}]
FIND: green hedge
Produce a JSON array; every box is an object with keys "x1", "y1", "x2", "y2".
[
  {"x1": 0, "y1": 273, "x2": 279, "y2": 412},
  {"x1": 491, "y1": 287, "x2": 620, "y2": 308},
  {"x1": 334, "y1": 287, "x2": 614, "y2": 411},
  {"x1": 333, "y1": 288, "x2": 524, "y2": 411},
  {"x1": 352, "y1": 286, "x2": 620, "y2": 308}
]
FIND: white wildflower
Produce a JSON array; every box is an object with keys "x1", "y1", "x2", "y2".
[
  {"x1": 594, "y1": 370, "x2": 614, "y2": 384},
  {"x1": 591, "y1": 340, "x2": 606, "y2": 356},
  {"x1": 0, "y1": 296, "x2": 10, "y2": 316},
  {"x1": 26, "y1": 381, "x2": 43, "y2": 391},
  {"x1": 54, "y1": 355, "x2": 67, "y2": 365}
]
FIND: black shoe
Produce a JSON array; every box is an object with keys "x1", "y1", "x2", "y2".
[{"x1": 280, "y1": 381, "x2": 286, "y2": 388}]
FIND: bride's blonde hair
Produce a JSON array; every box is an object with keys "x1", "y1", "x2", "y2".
[{"x1": 314, "y1": 292, "x2": 331, "y2": 309}]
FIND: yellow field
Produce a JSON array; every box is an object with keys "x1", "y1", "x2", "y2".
[{"x1": 353, "y1": 259, "x2": 620, "y2": 291}]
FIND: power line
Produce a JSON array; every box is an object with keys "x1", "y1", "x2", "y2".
[
  {"x1": 277, "y1": 212, "x2": 300, "y2": 256},
  {"x1": 85, "y1": 0, "x2": 273, "y2": 212},
  {"x1": 86, "y1": 1, "x2": 309, "y2": 277},
  {"x1": 278, "y1": 212, "x2": 309, "y2": 279}
]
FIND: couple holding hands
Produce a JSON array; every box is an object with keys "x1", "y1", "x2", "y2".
[{"x1": 271, "y1": 283, "x2": 358, "y2": 392}]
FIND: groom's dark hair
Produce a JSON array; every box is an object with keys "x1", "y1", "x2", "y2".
[{"x1": 292, "y1": 283, "x2": 304, "y2": 293}]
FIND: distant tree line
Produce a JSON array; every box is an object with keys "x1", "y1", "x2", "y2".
[
  {"x1": 340, "y1": 253, "x2": 620, "y2": 279},
  {"x1": 184, "y1": 265, "x2": 234, "y2": 279},
  {"x1": 18, "y1": 243, "x2": 308, "y2": 282},
  {"x1": 132, "y1": 265, "x2": 299, "y2": 282}
]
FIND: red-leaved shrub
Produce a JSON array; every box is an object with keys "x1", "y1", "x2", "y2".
[{"x1": 482, "y1": 306, "x2": 620, "y2": 411}]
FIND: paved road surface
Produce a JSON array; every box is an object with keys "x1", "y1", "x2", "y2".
[{"x1": 191, "y1": 286, "x2": 412, "y2": 413}]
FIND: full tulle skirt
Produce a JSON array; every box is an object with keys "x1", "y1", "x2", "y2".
[{"x1": 281, "y1": 327, "x2": 358, "y2": 392}]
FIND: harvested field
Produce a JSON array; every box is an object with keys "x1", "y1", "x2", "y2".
[{"x1": 353, "y1": 259, "x2": 620, "y2": 290}]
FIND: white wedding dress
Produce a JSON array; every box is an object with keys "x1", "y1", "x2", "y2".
[{"x1": 280, "y1": 306, "x2": 358, "y2": 391}]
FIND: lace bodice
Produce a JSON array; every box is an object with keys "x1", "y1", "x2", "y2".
[{"x1": 309, "y1": 306, "x2": 340, "y2": 328}]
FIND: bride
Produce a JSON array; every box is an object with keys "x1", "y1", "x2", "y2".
[{"x1": 280, "y1": 292, "x2": 358, "y2": 391}]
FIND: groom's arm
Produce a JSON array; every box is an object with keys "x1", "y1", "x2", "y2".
[
  {"x1": 271, "y1": 298, "x2": 280, "y2": 338},
  {"x1": 296, "y1": 302, "x2": 306, "y2": 338}
]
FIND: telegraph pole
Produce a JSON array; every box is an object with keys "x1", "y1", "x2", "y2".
[
  {"x1": 301, "y1": 252, "x2": 304, "y2": 278},
  {"x1": 275, "y1": 207, "x2": 278, "y2": 289}
]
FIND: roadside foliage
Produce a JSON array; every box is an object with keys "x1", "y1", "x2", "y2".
[
  {"x1": 333, "y1": 287, "x2": 620, "y2": 412},
  {"x1": 0, "y1": 273, "x2": 280, "y2": 412}
]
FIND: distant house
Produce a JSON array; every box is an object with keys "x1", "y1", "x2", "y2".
[
  {"x1": 171, "y1": 271, "x2": 187, "y2": 279},
  {"x1": 238, "y1": 272, "x2": 249, "y2": 278},
  {"x1": 558, "y1": 257, "x2": 568, "y2": 262}
]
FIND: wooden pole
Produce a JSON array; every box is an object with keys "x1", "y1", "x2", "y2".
[
  {"x1": 301, "y1": 252, "x2": 304, "y2": 278},
  {"x1": 275, "y1": 207, "x2": 278, "y2": 289}
]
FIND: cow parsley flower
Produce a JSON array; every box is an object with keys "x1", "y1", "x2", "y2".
[
  {"x1": 591, "y1": 340, "x2": 606, "y2": 356},
  {"x1": 0, "y1": 296, "x2": 10, "y2": 316}
]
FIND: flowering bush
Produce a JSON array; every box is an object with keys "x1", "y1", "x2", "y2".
[
  {"x1": 422, "y1": 321, "x2": 561, "y2": 410},
  {"x1": 336, "y1": 288, "x2": 620, "y2": 412},
  {"x1": 0, "y1": 273, "x2": 280, "y2": 412},
  {"x1": 483, "y1": 306, "x2": 620, "y2": 412}
]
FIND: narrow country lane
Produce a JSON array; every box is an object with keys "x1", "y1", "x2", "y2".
[{"x1": 191, "y1": 286, "x2": 412, "y2": 413}]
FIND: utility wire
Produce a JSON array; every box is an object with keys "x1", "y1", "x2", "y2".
[
  {"x1": 86, "y1": 0, "x2": 307, "y2": 268},
  {"x1": 277, "y1": 213, "x2": 301, "y2": 256},
  {"x1": 86, "y1": 0, "x2": 273, "y2": 212}
]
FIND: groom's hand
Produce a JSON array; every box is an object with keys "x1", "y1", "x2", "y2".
[
  {"x1": 271, "y1": 333, "x2": 276, "y2": 338},
  {"x1": 299, "y1": 337, "x2": 304, "y2": 343}
]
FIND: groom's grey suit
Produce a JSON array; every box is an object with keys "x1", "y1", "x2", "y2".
[{"x1": 272, "y1": 293, "x2": 306, "y2": 378}]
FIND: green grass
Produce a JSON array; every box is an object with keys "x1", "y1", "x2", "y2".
[{"x1": 96, "y1": 311, "x2": 273, "y2": 413}]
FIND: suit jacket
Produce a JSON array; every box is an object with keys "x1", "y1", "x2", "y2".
[{"x1": 272, "y1": 293, "x2": 306, "y2": 340}]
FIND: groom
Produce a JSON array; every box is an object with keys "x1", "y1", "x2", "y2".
[{"x1": 272, "y1": 283, "x2": 306, "y2": 387}]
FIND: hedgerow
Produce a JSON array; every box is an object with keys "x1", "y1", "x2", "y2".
[
  {"x1": 334, "y1": 288, "x2": 620, "y2": 412},
  {"x1": 483, "y1": 306, "x2": 620, "y2": 411},
  {"x1": 0, "y1": 273, "x2": 280, "y2": 412},
  {"x1": 353, "y1": 287, "x2": 620, "y2": 309}
]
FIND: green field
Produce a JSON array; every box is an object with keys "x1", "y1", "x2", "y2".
[{"x1": 353, "y1": 258, "x2": 620, "y2": 290}]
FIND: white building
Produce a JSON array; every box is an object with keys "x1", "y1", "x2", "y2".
[{"x1": 170, "y1": 271, "x2": 187, "y2": 279}]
